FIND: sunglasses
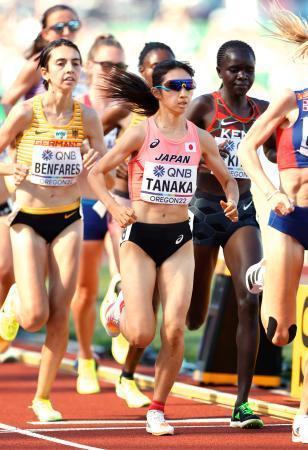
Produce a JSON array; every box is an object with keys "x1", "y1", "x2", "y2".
[
  {"x1": 154, "y1": 79, "x2": 196, "y2": 92},
  {"x1": 93, "y1": 61, "x2": 128, "y2": 71},
  {"x1": 48, "y1": 20, "x2": 81, "y2": 34}
]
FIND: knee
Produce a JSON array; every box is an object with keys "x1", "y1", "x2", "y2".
[
  {"x1": 21, "y1": 308, "x2": 49, "y2": 332},
  {"x1": 47, "y1": 309, "x2": 70, "y2": 333},
  {"x1": 127, "y1": 326, "x2": 154, "y2": 348},
  {"x1": 237, "y1": 291, "x2": 259, "y2": 318},
  {"x1": 163, "y1": 323, "x2": 185, "y2": 352},
  {"x1": 265, "y1": 317, "x2": 297, "y2": 346},
  {"x1": 73, "y1": 286, "x2": 98, "y2": 311}
]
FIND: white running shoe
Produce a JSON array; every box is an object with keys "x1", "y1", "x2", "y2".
[
  {"x1": 292, "y1": 414, "x2": 308, "y2": 443},
  {"x1": 146, "y1": 409, "x2": 174, "y2": 436},
  {"x1": 101, "y1": 291, "x2": 124, "y2": 337},
  {"x1": 0, "y1": 283, "x2": 19, "y2": 347},
  {"x1": 245, "y1": 258, "x2": 266, "y2": 294}
]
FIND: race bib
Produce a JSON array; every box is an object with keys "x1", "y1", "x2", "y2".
[
  {"x1": 215, "y1": 136, "x2": 249, "y2": 179},
  {"x1": 30, "y1": 143, "x2": 83, "y2": 186},
  {"x1": 140, "y1": 161, "x2": 197, "y2": 205}
]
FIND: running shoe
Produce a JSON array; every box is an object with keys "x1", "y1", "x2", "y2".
[
  {"x1": 230, "y1": 402, "x2": 264, "y2": 429},
  {"x1": 0, "y1": 336, "x2": 11, "y2": 354},
  {"x1": 101, "y1": 291, "x2": 124, "y2": 337},
  {"x1": 76, "y1": 358, "x2": 100, "y2": 395},
  {"x1": 245, "y1": 258, "x2": 266, "y2": 294},
  {"x1": 100, "y1": 273, "x2": 121, "y2": 332},
  {"x1": 146, "y1": 409, "x2": 174, "y2": 436},
  {"x1": 111, "y1": 333, "x2": 130, "y2": 365},
  {"x1": 31, "y1": 399, "x2": 62, "y2": 422},
  {"x1": 0, "y1": 283, "x2": 19, "y2": 346},
  {"x1": 116, "y1": 376, "x2": 151, "y2": 408},
  {"x1": 292, "y1": 414, "x2": 308, "y2": 443}
]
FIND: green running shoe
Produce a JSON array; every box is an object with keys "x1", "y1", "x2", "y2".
[{"x1": 230, "y1": 402, "x2": 264, "y2": 429}]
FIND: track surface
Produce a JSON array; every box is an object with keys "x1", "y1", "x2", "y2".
[{"x1": 0, "y1": 359, "x2": 299, "y2": 450}]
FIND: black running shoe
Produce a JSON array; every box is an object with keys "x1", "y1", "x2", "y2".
[{"x1": 230, "y1": 402, "x2": 264, "y2": 429}]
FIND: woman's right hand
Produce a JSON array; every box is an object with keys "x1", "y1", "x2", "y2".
[
  {"x1": 110, "y1": 204, "x2": 137, "y2": 228},
  {"x1": 268, "y1": 191, "x2": 295, "y2": 216},
  {"x1": 12, "y1": 163, "x2": 28, "y2": 185}
]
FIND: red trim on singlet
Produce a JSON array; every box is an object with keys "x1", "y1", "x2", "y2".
[
  {"x1": 81, "y1": 93, "x2": 92, "y2": 107},
  {"x1": 207, "y1": 91, "x2": 260, "y2": 132},
  {"x1": 276, "y1": 125, "x2": 297, "y2": 169}
]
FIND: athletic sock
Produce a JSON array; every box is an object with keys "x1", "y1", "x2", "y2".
[
  {"x1": 148, "y1": 400, "x2": 165, "y2": 412},
  {"x1": 120, "y1": 370, "x2": 134, "y2": 381}
]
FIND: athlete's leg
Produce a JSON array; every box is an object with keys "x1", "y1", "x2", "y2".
[
  {"x1": 186, "y1": 244, "x2": 219, "y2": 330},
  {"x1": 223, "y1": 226, "x2": 262, "y2": 407},
  {"x1": 154, "y1": 241, "x2": 194, "y2": 403},
  {"x1": 0, "y1": 216, "x2": 14, "y2": 304},
  {"x1": 119, "y1": 242, "x2": 157, "y2": 347},
  {"x1": 261, "y1": 227, "x2": 303, "y2": 346},
  {"x1": 10, "y1": 224, "x2": 49, "y2": 330},
  {"x1": 71, "y1": 240, "x2": 104, "y2": 359},
  {"x1": 35, "y1": 220, "x2": 82, "y2": 400}
]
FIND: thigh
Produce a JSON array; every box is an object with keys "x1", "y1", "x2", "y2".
[
  {"x1": 120, "y1": 241, "x2": 157, "y2": 330},
  {"x1": 187, "y1": 244, "x2": 218, "y2": 327},
  {"x1": 224, "y1": 225, "x2": 262, "y2": 295},
  {"x1": 10, "y1": 224, "x2": 48, "y2": 312},
  {"x1": 0, "y1": 216, "x2": 13, "y2": 270},
  {"x1": 158, "y1": 240, "x2": 195, "y2": 328},
  {"x1": 262, "y1": 227, "x2": 304, "y2": 328},
  {"x1": 49, "y1": 220, "x2": 83, "y2": 316}
]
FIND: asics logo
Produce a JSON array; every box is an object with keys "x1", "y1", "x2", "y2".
[
  {"x1": 243, "y1": 200, "x2": 253, "y2": 211},
  {"x1": 175, "y1": 234, "x2": 184, "y2": 244},
  {"x1": 64, "y1": 211, "x2": 77, "y2": 219},
  {"x1": 221, "y1": 118, "x2": 238, "y2": 127},
  {"x1": 150, "y1": 138, "x2": 160, "y2": 149}
]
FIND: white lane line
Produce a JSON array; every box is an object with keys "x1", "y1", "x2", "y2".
[
  {"x1": 28, "y1": 418, "x2": 231, "y2": 425},
  {"x1": 0, "y1": 423, "x2": 291, "y2": 434},
  {"x1": 0, "y1": 422, "x2": 106, "y2": 450}
]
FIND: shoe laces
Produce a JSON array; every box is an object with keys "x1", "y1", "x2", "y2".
[
  {"x1": 147, "y1": 409, "x2": 165, "y2": 424},
  {"x1": 32, "y1": 399, "x2": 55, "y2": 412},
  {"x1": 238, "y1": 402, "x2": 254, "y2": 415}
]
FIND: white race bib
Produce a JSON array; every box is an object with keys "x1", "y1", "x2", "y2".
[
  {"x1": 140, "y1": 161, "x2": 197, "y2": 205},
  {"x1": 215, "y1": 136, "x2": 249, "y2": 179},
  {"x1": 30, "y1": 144, "x2": 83, "y2": 186},
  {"x1": 298, "y1": 116, "x2": 308, "y2": 157}
]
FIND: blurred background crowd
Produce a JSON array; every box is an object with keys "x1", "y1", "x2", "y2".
[{"x1": 0, "y1": 0, "x2": 306, "y2": 101}]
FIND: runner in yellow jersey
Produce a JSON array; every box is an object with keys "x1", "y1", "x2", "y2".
[{"x1": 0, "y1": 39, "x2": 107, "y2": 421}]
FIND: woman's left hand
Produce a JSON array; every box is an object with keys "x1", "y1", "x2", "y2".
[
  {"x1": 220, "y1": 199, "x2": 238, "y2": 222},
  {"x1": 83, "y1": 148, "x2": 101, "y2": 171}
]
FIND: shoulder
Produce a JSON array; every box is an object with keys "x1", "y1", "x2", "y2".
[
  {"x1": 250, "y1": 97, "x2": 269, "y2": 114},
  {"x1": 188, "y1": 93, "x2": 215, "y2": 115}
]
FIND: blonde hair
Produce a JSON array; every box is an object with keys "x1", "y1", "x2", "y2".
[
  {"x1": 268, "y1": 0, "x2": 308, "y2": 59},
  {"x1": 87, "y1": 34, "x2": 123, "y2": 61}
]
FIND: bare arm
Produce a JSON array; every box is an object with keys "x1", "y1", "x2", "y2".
[
  {"x1": 88, "y1": 123, "x2": 146, "y2": 227},
  {"x1": 256, "y1": 99, "x2": 277, "y2": 163},
  {"x1": 198, "y1": 128, "x2": 239, "y2": 221},
  {"x1": 1, "y1": 59, "x2": 41, "y2": 107},
  {"x1": 238, "y1": 89, "x2": 296, "y2": 214},
  {"x1": 0, "y1": 102, "x2": 31, "y2": 182}
]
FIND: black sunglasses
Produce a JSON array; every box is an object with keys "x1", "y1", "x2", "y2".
[
  {"x1": 48, "y1": 20, "x2": 81, "y2": 34},
  {"x1": 93, "y1": 61, "x2": 128, "y2": 71}
]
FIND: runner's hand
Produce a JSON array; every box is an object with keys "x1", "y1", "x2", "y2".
[
  {"x1": 269, "y1": 192, "x2": 294, "y2": 216},
  {"x1": 13, "y1": 163, "x2": 28, "y2": 185},
  {"x1": 116, "y1": 162, "x2": 128, "y2": 181},
  {"x1": 220, "y1": 199, "x2": 238, "y2": 222},
  {"x1": 83, "y1": 148, "x2": 100, "y2": 171},
  {"x1": 110, "y1": 204, "x2": 137, "y2": 228},
  {"x1": 217, "y1": 140, "x2": 231, "y2": 160}
]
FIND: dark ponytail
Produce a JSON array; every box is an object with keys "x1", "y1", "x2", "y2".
[{"x1": 97, "y1": 59, "x2": 194, "y2": 117}]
